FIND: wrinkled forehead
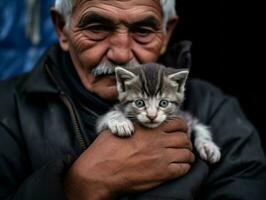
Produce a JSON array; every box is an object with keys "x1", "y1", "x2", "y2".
[
  {"x1": 73, "y1": 0, "x2": 162, "y2": 17},
  {"x1": 73, "y1": 0, "x2": 163, "y2": 24},
  {"x1": 76, "y1": 0, "x2": 161, "y2": 5}
]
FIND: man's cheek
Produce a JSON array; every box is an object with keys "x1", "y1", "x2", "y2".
[
  {"x1": 90, "y1": 76, "x2": 118, "y2": 100},
  {"x1": 132, "y1": 44, "x2": 163, "y2": 63},
  {"x1": 94, "y1": 85, "x2": 118, "y2": 101}
]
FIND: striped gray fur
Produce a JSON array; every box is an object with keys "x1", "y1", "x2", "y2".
[
  {"x1": 96, "y1": 63, "x2": 221, "y2": 163},
  {"x1": 138, "y1": 63, "x2": 164, "y2": 96}
]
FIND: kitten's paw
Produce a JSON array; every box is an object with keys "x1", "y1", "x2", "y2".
[
  {"x1": 108, "y1": 119, "x2": 134, "y2": 137},
  {"x1": 197, "y1": 141, "x2": 221, "y2": 163}
]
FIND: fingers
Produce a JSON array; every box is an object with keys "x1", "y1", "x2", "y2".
[
  {"x1": 160, "y1": 118, "x2": 188, "y2": 133},
  {"x1": 159, "y1": 148, "x2": 194, "y2": 180},
  {"x1": 160, "y1": 132, "x2": 193, "y2": 150},
  {"x1": 164, "y1": 148, "x2": 195, "y2": 164},
  {"x1": 167, "y1": 163, "x2": 191, "y2": 178},
  {"x1": 165, "y1": 149, "x2": 195, "y2": 178}
]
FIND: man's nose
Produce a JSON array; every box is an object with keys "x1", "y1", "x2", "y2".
[{"x1": 107, "y1": 31, "x2": 133, "y2": 65}]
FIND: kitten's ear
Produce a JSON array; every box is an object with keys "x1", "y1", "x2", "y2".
[
  {"x1": 168, "y1": 70, "x2": 189, "y2": 94},
  {"x1": 115, "y1": 67, "x2": 136, "y2": 92}
]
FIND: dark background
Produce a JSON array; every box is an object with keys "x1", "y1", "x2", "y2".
[{"x1": 172, "y1": 0, "x2": 265, "y2": 152}]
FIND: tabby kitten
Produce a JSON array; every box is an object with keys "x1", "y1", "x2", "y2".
[{"x1": 96, "y1": 63, "x2": 221, "y2": 163}]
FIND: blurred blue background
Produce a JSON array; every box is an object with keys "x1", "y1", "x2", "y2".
[{"x1": 0, "y1": 0, "x2": 57, "y2": 80}]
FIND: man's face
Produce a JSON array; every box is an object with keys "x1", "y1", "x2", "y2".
[{"x1": 58, "y1": 0, "x2": 172, "y2": 101}]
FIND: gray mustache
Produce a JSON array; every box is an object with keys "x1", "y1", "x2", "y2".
[
  {"x1": 91, "y1": 63, "x2": 116, "y2": 77},
  {"x1": 91, "y1": 61, "x2": 138, "y2": 77}
]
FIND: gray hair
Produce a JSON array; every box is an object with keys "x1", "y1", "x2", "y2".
[{"x1": 54, "y1": 0, "x2": 177, "y2": 30}]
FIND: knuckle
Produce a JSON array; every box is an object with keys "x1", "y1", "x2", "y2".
[
  {"x1": 185, "y1": 138, "x2": 193, "y2": 150},
  {"x1": 179, "y1": 133, "x2": 191, "y2": 147},
  {"x1": 178, "y1": 163, "x2": 191, "y2": 175},
  {"x1": 187, "y1": 151, "x2": 195, "y2": 163},
  {"x1": 183, "y1": 134, "x2": 190, "y2": 145},
  {"x1": 167, "y1": 165, "x2": 178, "y2": 177},
  {"x1": 169, "y1": 164, "x2": 190, "y2": 177},
  {"x1": 184, "y1": 149, "x2": 191, "y2": 157},
  {"x1": 175, "y1": 118, "x2": 188, "y2": 131},
  {"x1": 181, "y1": 149, "x2": 194, "y2": 163},
  {"x1": 183, "y1": 149, "x2": 191, "y2": 160},
  {"x1": 168, "y1": 162, "x2": 191, "y2": 178}
]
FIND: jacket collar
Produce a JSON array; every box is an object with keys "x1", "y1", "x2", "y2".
[{"x1": 20, "y1": 44, "x2": 67, "y2": 95}]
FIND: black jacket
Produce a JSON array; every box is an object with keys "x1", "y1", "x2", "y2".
[{"x1": 0, "y1": 45, "x2": 266, "y2": 200}]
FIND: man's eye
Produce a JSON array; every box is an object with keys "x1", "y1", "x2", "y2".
[
  {"x1": 87, "y1": 25, "x2": 111, "y2": 32},
  {"x1": 84, "y1": 24, "x2": 112, "y2": 40},
  {"x1": 134, "y1": 28, "x2": 153, "y2": 36},
  {"x1": 132, "y1": 27, "x2": 156, "y2": 44}
]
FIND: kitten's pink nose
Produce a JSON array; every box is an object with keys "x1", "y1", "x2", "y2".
[{"x1": 147, "y1": 114, "x2": 157, "y2": 121}]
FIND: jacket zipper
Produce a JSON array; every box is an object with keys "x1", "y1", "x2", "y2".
[
  {"x1": 59, "y1": 92, "x2": 87, "y2": 151},
  {"x1": 45, "y1": 64, "x2": 87, "y2": 152}
]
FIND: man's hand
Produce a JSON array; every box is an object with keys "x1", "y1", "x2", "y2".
[{"x1": 63, "y1": 118, "x2": 195, "y2": 200}]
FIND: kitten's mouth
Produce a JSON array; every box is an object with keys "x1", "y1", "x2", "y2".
[{"x1": 143, "y1": 122, "x2": 161, "y2": 128}]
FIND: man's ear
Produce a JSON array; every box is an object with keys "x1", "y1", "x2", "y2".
[
  {"x1": 160, "y1": 16, "x2": 179, "y2": 55},
  {"x1": 50, "y1": 8, "x2": 69, "y2": 51}
]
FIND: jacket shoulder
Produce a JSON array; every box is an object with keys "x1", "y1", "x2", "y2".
[
  {"x1": 184, "y1": 79, "x2": 230, "y2": 119},
  {"x1": 0, "y1": 74, "x2": 29, "y2": 125},
  {"x1": 186, "y1": 78, "x2": 225, "y2": 99}
]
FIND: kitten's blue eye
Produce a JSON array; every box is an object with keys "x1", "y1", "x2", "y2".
[
  {"x1": 135, "y1": 99, "x2": 145, "y2": 108},
  {"x1": 159, "y1": 100, "x2": 169, "y2": 108}
]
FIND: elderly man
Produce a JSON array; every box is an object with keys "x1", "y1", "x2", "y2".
[{"x1": 0, "y1": 0, "x2": 265, "y2": 200}]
